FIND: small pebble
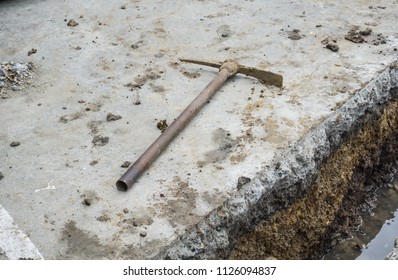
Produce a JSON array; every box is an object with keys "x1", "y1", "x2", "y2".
[
  {"x1": 83, "y1": 198, "x2": 92, "y2": 206},
  {"x1": 121, "y1": 161, "x2": 131, "y2": 168},
  {"x1": 67, "y1": 19, "x2": 79, "y2": 27},
  {"x1": 106, "y1": 113, "x2": 122, "y2": 122},
  {"x1": 27, "y1": 48, "x2": 37, "y2": 56},
  {"x1": 10, "y1": 141, "x2": 20, "y2": 147},
  {"x1": 326, "y1": 43, "x2": 339, "y2": 52}
]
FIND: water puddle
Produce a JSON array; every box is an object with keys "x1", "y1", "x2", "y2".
[{"x1": 324, "y1": 170, "x2": 398, "y2": 260}]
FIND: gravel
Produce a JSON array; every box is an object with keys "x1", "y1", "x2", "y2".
[{"x1": 0, "y1": 61, "x2": 34, "y2": 98}]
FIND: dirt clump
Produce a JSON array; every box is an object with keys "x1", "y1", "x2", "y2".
[
  {"x1": 83, "y1": 198, "x2": 92, "y2": 206},
  {"x1": 67, "y1": 19, "x2": 79, "y2": 27},
  {"x1": 27, "y1": 48, "x2": 37, "y2": 56},
  {"x1": 157, "y1": 119, "x2": 168, "y2": 133},
  {"x1": 345, "y1": 27, "x2": 372, "y2": 44},
  {"x1": 121, "y1": 161, "x2": 131, "y2": 168},
  {"x1": 326, "y1": 43, "x2": 339, "y2": 52},
  {"x1": 106, "y1": 113, "x2": 122, "y2": 122}
]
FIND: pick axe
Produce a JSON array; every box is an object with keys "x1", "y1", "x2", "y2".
[{"x1": 116, "y1": 58, "x2": 283, "y2": 191}]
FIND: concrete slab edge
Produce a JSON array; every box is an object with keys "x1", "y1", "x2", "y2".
[
  {"x1": 0, "y1": 204, "x2": 44, "y2": 260},
  {"x1": 155, "y1": 63, "x2": 398, "y2": 259}
]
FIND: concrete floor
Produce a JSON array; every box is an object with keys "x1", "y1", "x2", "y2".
[{"x1": 0, "y1": 0, "x2": 397, "y2": 259}]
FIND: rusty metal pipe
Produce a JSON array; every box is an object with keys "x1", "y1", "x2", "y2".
[{"x1": 116, "y1": 66, "x2": 232, "y2": 191}]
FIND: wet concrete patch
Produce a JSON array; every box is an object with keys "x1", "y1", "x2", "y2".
[
  {"x1": 152, "y1": 176, "x2": 199, "y2": 228},
  {"x1": 60, "y1": 220, "x2": 114, "y2": 259},
  {"x1": 202, "y1": 128, "x2": 237, "y2": 165}
]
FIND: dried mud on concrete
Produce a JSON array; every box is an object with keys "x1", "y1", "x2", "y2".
[{"x1": 1, "y1": 0, "x2": 398, "y2": 260}]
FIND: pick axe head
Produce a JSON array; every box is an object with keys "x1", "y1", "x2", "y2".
[{"x1": 179, "y1": 58, "x2": 283, "y2": 88}]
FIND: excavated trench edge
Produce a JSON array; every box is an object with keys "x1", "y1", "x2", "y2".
[{"x1": 155, "y1": 64, "x2": 398, "y2": 260}]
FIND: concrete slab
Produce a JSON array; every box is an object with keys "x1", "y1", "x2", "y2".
[{"x1": 0, "y1": 0, "x2": 397, "y2": 259}]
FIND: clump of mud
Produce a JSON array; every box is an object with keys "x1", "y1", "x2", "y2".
[{"x1": 157, "y1": 119, "x2": 168, "y2": 133}]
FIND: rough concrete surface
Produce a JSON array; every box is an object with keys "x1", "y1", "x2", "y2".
[{"x1": 0, "y1": 0, "x2": 397, "y2": 259}]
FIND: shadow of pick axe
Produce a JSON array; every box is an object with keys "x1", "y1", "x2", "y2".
[{"x1": 116, "y1": 58, "x2": 283, "y2": 191}]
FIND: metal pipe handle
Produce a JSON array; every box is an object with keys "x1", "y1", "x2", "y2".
[{"x1": 116, "y1": 67, "x2": 231, "y2": 191}]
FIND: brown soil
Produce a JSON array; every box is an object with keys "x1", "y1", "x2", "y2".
[
  {"x1": 106, "y1": 113, "x2": 122, "y2": 122},
  {"x1": 326, "y1": 43, "x2": 339, "y2": 52},
  {"x1": 157, "y1": 119, "x2": 168, "y2": 133},
  {"x1": 229, "y1": 95, "x2": 398, "y2": 259}
]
